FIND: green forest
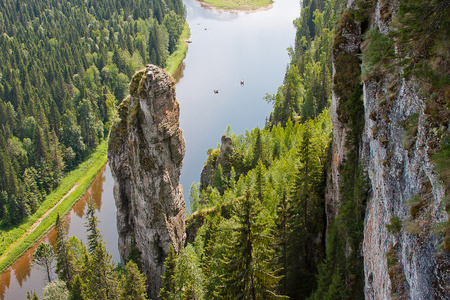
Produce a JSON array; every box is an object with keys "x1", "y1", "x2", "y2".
[
  {"x1": 0, "y1": 0, "x2": 185, "y2": 226},
  {"x1": 5, "y1": 0, "x2": 450, "y2": 298},
  {"x1": 28, "y1": 203, "x2": 148, "y2": 300}
]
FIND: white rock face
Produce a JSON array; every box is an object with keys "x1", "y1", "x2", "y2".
[
  {"x1": 329, "y1": 1, "x2": 449, "y2": 299},
  {"x1": 108, "y1": 65, "x2": 186, "y2": 300}
]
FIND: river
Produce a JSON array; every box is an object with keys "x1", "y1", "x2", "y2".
[{"x1": 0, "y1": 0, "x2": 298, "y2": 298}]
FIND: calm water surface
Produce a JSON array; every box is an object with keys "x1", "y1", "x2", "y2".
[
  {"x1": 0, "y1": 165, "x2": 119, "y2": 299},
  {"x1": 175, "y1": 0, "x2": 299, "y2": 206},
  {"x1": 0, "y1": 0, "x2": 299, "y2": 298}
]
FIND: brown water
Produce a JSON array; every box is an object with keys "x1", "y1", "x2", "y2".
[
  {"x1": 0, "y1": 0, "x2": 299, "y2": 298},
  {"x1": 0, "y1": 164, "x2": 119, "y2": 299}
]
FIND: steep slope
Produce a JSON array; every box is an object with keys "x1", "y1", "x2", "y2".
[
  {"x1": 108, "y1": 64, "x2": 186, "y2": 299},
  {"x1": 328, "y1": 0, "x2": 449, "y2": 298}
]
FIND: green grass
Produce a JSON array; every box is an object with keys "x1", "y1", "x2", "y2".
[
  {"x1": 0, "y1": 140, "x2": 108, "y2": 273},
  {"x1": 200, "y1": 0, "x2": 272, "y2": 11},
  {"x1": 165, "y1": 23, "x2": 191, "y2": 75}
]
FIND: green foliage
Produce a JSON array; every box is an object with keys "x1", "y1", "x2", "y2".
[
  {"x1": 55, "y1": 214, "x2": 75, "y2": 287},
  {"x1": 42, "y1": 279, "x2": 70, "y2": 300},
  {"x1": 183, "y1": 110, "x2": 332, "y2": 299},
  {"x1": 43, "y1": 202, "x2": 149, "y2": 299},
  {"x1": 392, "y1": 0, "x2": 450, "y2": 104},
  {"x1": 361, "y1": 27, "x2": 395, "y2": 81},
  {"x1": 214, "y1": 190, "x2": 284, "y2": 299},
  {"x1": 268, "y1": 0, "x2": 342, "y2": 125},
  {"x1": 120, "y1": 261, "x2": 148, "y2": 300},
  {"x1": 386, "y1": 216, "x2": 402, "y2": 234},
  {"x1": 159, "y1": 244, "x2": 177, "y2": 299},
  {"x1": 0, "y1": 0, "x2": 186, "y2": 227},
  {"x1": 33, "y1": 242, "x2": 56, "y2": 283}
]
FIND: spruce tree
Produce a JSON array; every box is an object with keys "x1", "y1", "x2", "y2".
[
  {"x1": 120, "y1": 261, "x2": 148, "y2": 300},
  {"x1": 70, "y1": 275, "x2": 84, "y2": 300},
  {"x1": 83, "y1": 201, "x2": 120, "y2": 299},
  {"x1": 55, "y1": 214, "x2": 74, "y2": 287},
  {"x1": 219, "y1": 190, "x2": 285, "y2": 299},
  {"x1": 159, "y1": 244, "x2": 177, "y2": 299}
]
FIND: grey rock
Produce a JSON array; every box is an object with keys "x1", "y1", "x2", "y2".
[
  {"x1": 108, "y1": 64, "x2": 186, "y2": 300},
  {"x1": 329, "y1": 2, "x2": 449, "y2": 299}
]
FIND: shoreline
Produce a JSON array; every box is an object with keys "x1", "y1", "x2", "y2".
[
  {"x1": 0, "y1": 141, "x2": 108, "y2": 273},
  {"x1": 197, "y1": 0, "x2": 273, "y2": 13}
]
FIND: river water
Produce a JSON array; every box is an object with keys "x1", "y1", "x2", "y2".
[{"x1": 0, "y1": 0, "x2": 298, "y2": 298}]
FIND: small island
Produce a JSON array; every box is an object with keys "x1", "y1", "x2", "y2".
[{"x1": 200, "y1": 0, "x2": 273, "y2": 11}]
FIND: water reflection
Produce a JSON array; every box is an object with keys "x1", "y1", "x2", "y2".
[{"x1": 0, "y1": 164, "x2": 118, "y2": 300}]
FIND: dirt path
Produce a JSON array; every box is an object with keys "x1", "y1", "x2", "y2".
[{"x1": 0, "y1": 183, "x2": 80, "y2": 263}]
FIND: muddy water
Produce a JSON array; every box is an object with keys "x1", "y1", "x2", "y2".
[{"x1": 0, "y1": 164, "x2": 119, "y2": 299}]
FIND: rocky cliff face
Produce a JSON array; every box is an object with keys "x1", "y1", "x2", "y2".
[
  {"x1": 329, "y1": 1, "x2": 449, "y2": 299},
  {"x1": 108, "y1": 64, "x2": 186, "y2": 299}
]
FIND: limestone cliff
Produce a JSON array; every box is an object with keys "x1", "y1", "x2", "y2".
[
  {"x1": 108, "y1": 64, "x2": 186, "y2": 299},
  {"x1": 329, "y1": 1, "x2": 449, "y2": 299}
]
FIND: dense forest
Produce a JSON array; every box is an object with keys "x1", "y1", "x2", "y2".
[
  {"x1": 0, "y1": 0, "x2": 185, "y2": 226},
  {"x1": 172, "y1": 0, "x2": 346, "y2": 298},
  {"x1": 16, "y1": 0, "x2": 450, "y2": 298},
  {"x1": 166, "y1": 0, "x2": 449, "y2": 299}
]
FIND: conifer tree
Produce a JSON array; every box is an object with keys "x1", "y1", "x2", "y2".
[
  {"x1": 70, "y1": 275, "x2": 84, "y2": 300},
  {"x1": 83, "y1": 201, "x2": 120, "y2": 299},
  {"x1": 55, "y1": 214, "x2": 74, "y2": 287},
  {"x1": 252, "y1": 128, "x2": 263, "y2": 167},
  {"x1": 33, "y1": 242, "x2": 56, "y2": 283},
  {"x1": 159, "y1": 244, "x2": 177, "y2": 299},
  {"x1": 219, "y1": 190, "x2": 285, "y2": 299},
  {"x1": 120, "y1": 261, "x2": 148, "y2": 300}
]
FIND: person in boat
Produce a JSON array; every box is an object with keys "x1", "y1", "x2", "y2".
[
  {"x1": 214, "y1": 89, "x2": 219, "y2": 94},
  {"x1": 240, "y1": 80, "x2": 244, "y2": 86}
]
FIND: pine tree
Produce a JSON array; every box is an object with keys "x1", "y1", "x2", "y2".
[
  {"x1": 70, "y1": 275, "x2": 84, "y2": 300},
  {"x1": 55, "y1": 214, "x2": 75, "y2": 287},
  {"x1": 33, "y1": 242, "x2": 55, "y2": 283},
  {"x1": 252, "y1": 128, "x2": 263, "y2": 167},
  {"x1": 83, "y1": 200, "x2": 120, "y2": 299},
  {"x1": 219, "y1": 190, "x2": 285, "y2": 299},
  {"x1": 273, "y1": 190, "x2": 289, "y2": 296},
  {"x1": 159, "y1": 244, "x2": 177, "y2": 299},
  {"x1": 120, "y1": 261, "x2": 148, "y2": 300},
  {"x1": 85, "y1": 201, "x2": 100, "y2": 254}
]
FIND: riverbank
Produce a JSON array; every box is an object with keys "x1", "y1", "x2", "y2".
[
  {"x1": 0, "y1": 24, "x2": 192, "y2": 274},
  {"x1": 165, "y1": 22, "x2": 191, "y2": 75},
  {"x1": 198, "y1": 0, "x2": 273, "y2": 11},
  {"x1": 0, "y1": 140, "x2": 108, "y2": 273}
]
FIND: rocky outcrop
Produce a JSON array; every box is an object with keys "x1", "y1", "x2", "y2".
[
  {"x1": 328, "y1": 1, "x2": 449, "y2": 299},
  {"x1": 200, "y1": 135, "x2": 234, "y2": 191},
  {"x1": 108, "y1": 64, "x2": 186, "y2": 299}
]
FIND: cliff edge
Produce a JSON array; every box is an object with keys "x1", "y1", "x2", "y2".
[{"x1": 108, "y1": 64, "x2": 186, "y2": 299}]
